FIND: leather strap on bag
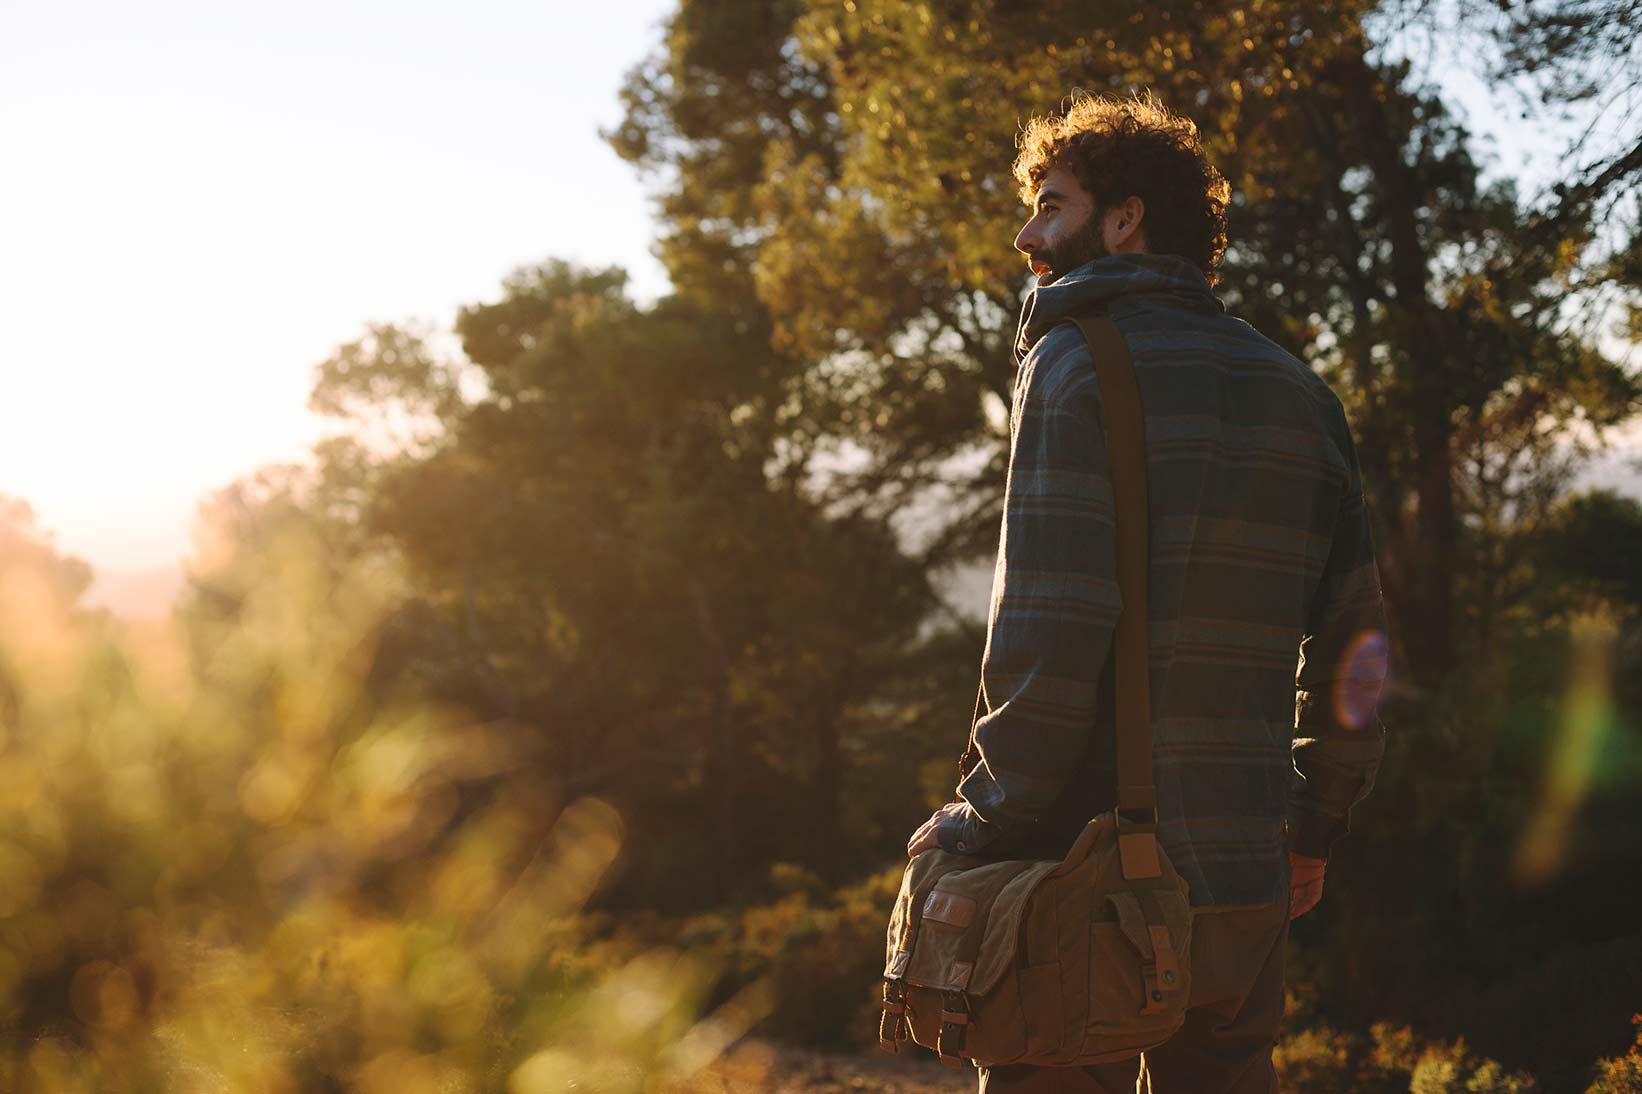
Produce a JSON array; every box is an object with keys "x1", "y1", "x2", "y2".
[
  {"x1": 932, "y1": 858, "x2": 1038, "y2": 1065},
  {"x1": 952, "y1": 315, "x2": 1160, "y2": 881},
  {"x1": 1106, "y1": 890, "x2": 1185, "y2": 1014},
  {"x1": 1071, "y1": 316, "x2": 1161, "y2": 882},
  {"x1": 878, "y1": 977, "x2": 908, "y2": 1052}
]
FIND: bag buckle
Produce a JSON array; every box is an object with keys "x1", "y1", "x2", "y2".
[
  {"x1": 878, "y1": 977, "x2": 908, "y2": 1054},
  {"x1": 936, "y1": 989, "x2": 970, "y2": 1067}
]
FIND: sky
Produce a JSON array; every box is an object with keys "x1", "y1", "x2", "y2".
[
  {"x1": 2, "y1": 2, "x2": 1636, "y2": 614},
  {"x1": 0, "y1": 0, "x2": 675, "y2": 596}
]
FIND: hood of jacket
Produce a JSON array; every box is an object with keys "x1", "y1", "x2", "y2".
[{"x1": 1013, "y1": 252, "x2": 1225, "y2": 363}]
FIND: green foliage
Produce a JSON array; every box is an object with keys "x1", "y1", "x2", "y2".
[
  {"x1": 299, "y1": 259, "x2": 945, "y2": 908},
  {"x1": 1588, "y1": 1016, "x2": 1642, "y2": 1094},
  {"x1": 7, "y1": 1, "x2": 1642, "y2": 1089},
  {"x1": 0, "y1": 501, "x2": 774, "y2": 1092},
  {"x1": 605, "y1": 5, "x2": 1642, "y2": 1081},
  {"x1": 610, "y1": 0, "x2": 1642, "y2": 693},
  {"x1": 1273, "y1": 1022, "x2": 1539, "y2": 1093},
  {"x1": 702, "y1": 868, "x2": 903, "y2": 1048},
  {"x1": 1532, "y1": 489, "x2": 1642, "y2": 609}
]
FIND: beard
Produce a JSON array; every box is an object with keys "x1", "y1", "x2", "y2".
[{"x1": 1037, "y1": 213, "x2": 1110, "y2": 284}]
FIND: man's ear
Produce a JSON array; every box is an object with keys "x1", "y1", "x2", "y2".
[{"x1": 1109, "y1": 195, "x2": 1147, "y2": 252}]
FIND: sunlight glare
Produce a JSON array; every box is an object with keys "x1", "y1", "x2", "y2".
[{"x1": 1512, "y1": 601, "x2": 1619, "y2": 887}]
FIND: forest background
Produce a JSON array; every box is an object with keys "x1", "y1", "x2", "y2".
[{"x1": 2, "y1": 1, "x2": 1641, "y2": 1091}]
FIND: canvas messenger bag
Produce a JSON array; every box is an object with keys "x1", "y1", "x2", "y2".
[{"x1": 878, "y1": 315, "x2": 1194, "y2": 1068}]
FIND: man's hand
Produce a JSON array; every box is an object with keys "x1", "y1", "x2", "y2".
[
  {"x1": 907, "y1": 802, "x2": 968, "y2": 858},
  {"x1": 1289, "y1": 851, "x2": 1326, "y2": 920}
]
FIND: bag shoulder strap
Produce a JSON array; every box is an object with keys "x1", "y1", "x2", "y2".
[
  {"x1": 1071, "y1": 315, "x2": 1161, "y2": 880},
  {"x1": 954, "y1": 315, "x2": 1160, "y2": 878}
]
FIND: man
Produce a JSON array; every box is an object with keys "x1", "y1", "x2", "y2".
[{"x1": 905, "y1": 92, "x2": 1389, "y2": 1092}]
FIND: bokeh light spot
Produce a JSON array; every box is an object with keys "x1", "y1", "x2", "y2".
[{"x1": 1332, "y1": 628, "x2": 1389, "y2": 731}]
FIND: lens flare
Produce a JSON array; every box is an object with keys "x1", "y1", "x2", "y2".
[
  {"x1": 1333, "y1": 628, "x2": 1390, "y2": 731},
  {"x1": 1512, "y1": 602, "x2": 1619, "y2": 887}
]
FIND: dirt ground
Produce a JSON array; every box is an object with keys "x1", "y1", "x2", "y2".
[{"x1": 682, "y1": 1041, "x2": 977, "y2": 1093}]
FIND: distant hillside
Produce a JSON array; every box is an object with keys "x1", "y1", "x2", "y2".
[{"x1": 86, "y1": 563, "x2": 185, "y2": 620}]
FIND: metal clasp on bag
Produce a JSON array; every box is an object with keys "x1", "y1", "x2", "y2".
[
  {"x1": 878, "y1": 977, "x2": 909, "y2": 1053},
  {"x1": 936, "y1": 988, "x2": 970, "y2": 1067}
]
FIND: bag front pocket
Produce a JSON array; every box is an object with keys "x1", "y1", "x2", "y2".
[
  {"x1": 1015, "y1": 961, "x2": 1064, "y2": 1059},
  {"x1": 1087, "y1": 922, "x2": 1147, "y2": 1029},
  {"x1": 1082, "y1": 916, "x2": 1186, "y2": 1058}
]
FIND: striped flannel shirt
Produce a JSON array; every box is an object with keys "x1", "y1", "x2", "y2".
[{"x1": 935, "y1": 253, "x2": 1389, "y2": 908}]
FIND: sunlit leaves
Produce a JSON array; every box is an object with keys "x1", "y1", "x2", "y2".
[{"x1": 0, "y1": 508, "x2": 796, "y2": 1089}]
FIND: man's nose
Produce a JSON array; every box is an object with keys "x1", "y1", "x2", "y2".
[{"x1": 1014, "y1": 223, "x2": 1037, "y2": 256}]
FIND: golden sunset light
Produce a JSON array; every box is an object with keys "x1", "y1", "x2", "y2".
[{"x1": 2, "y1": 2, "x2": 1639, "y2": 1091}]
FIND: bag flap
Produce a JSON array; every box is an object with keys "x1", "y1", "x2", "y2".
[
  {"x1": 893, "y1": 841, "x2": 958, "y2": 972},
  {"x1": 896, "y1": 857, "x2": 1059, "y2": 995},
  {"x1": 885, "y1": 848, "x2": 963, "y2": 974}
]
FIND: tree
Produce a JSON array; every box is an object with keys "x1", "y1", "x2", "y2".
[
  {"x1": 292, "y1": 260, "x2": 935, "y2": 903},
  {"x1": 0, "y1": 494, "x2": 94, "y2": 613},
  {"x1": 609, "y1": 0, "x2": 1642, "y2": 696},
  {"x1": 0, "y1": 495, "x2": 98, "y2": 730},
  {"x1": 1471, "y1": 0, "x2": 1641, "y2": 218}
]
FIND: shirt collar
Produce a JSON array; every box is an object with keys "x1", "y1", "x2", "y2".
[{"x1": 1014, "y1": 253, "x2": 1223, "y2": 361}]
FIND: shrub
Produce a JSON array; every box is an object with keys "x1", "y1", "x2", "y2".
[{"x1": 1588, "y1": 1016, "x2": 1642, "y2": 1094}]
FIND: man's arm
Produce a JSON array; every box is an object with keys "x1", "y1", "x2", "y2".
[
  {"x1": 1289, "y1": 410, "x2": 1389, "y2": 861},
  {"x1": 935, "y1": 336, "x2": 1122, "y2": 856}
]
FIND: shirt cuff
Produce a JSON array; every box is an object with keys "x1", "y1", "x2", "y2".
[
  {"x1": 936, "y1": 802, "x2": 1018, "y2": 856},
  {"x1": 1286, "y1": 806, "x2": 1346, "y2": 860}
]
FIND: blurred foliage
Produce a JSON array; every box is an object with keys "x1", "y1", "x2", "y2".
[
  {"x1": 1587, "y1": 1016, "x2": 1642, "y2": 1094},
  {"x1": 0, "y1": 496, "x2": 796, "y2": 1092},
  {"x1": 4, "y1": 1, "x2": 1642, "y2": 1092},
  {"x1": 294, "y1": 261, "x2": 943, "y2": 906},
  {"x1": 1274, "y1": 1019, "x2": 1540, "y2": 1092}
]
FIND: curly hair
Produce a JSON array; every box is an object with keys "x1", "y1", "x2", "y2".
[{"x1": 1013, "y1": 91, "x2": 1230, "y2": 285}]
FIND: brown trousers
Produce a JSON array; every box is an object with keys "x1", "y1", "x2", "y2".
[{"x1": 977, "y1": 894, "x2": 1291, "y2": 1094}]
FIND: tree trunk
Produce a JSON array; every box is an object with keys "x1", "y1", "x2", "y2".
[
  {"x1": 813, "y1": 694, "x2": 842, "y2": 881},
  {"x1": 689, "y1": 576, "x2": 740, "y2": 901},
  {"x1": 1334, "y1": 42, "x2": 1460, "y2": 694}
]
